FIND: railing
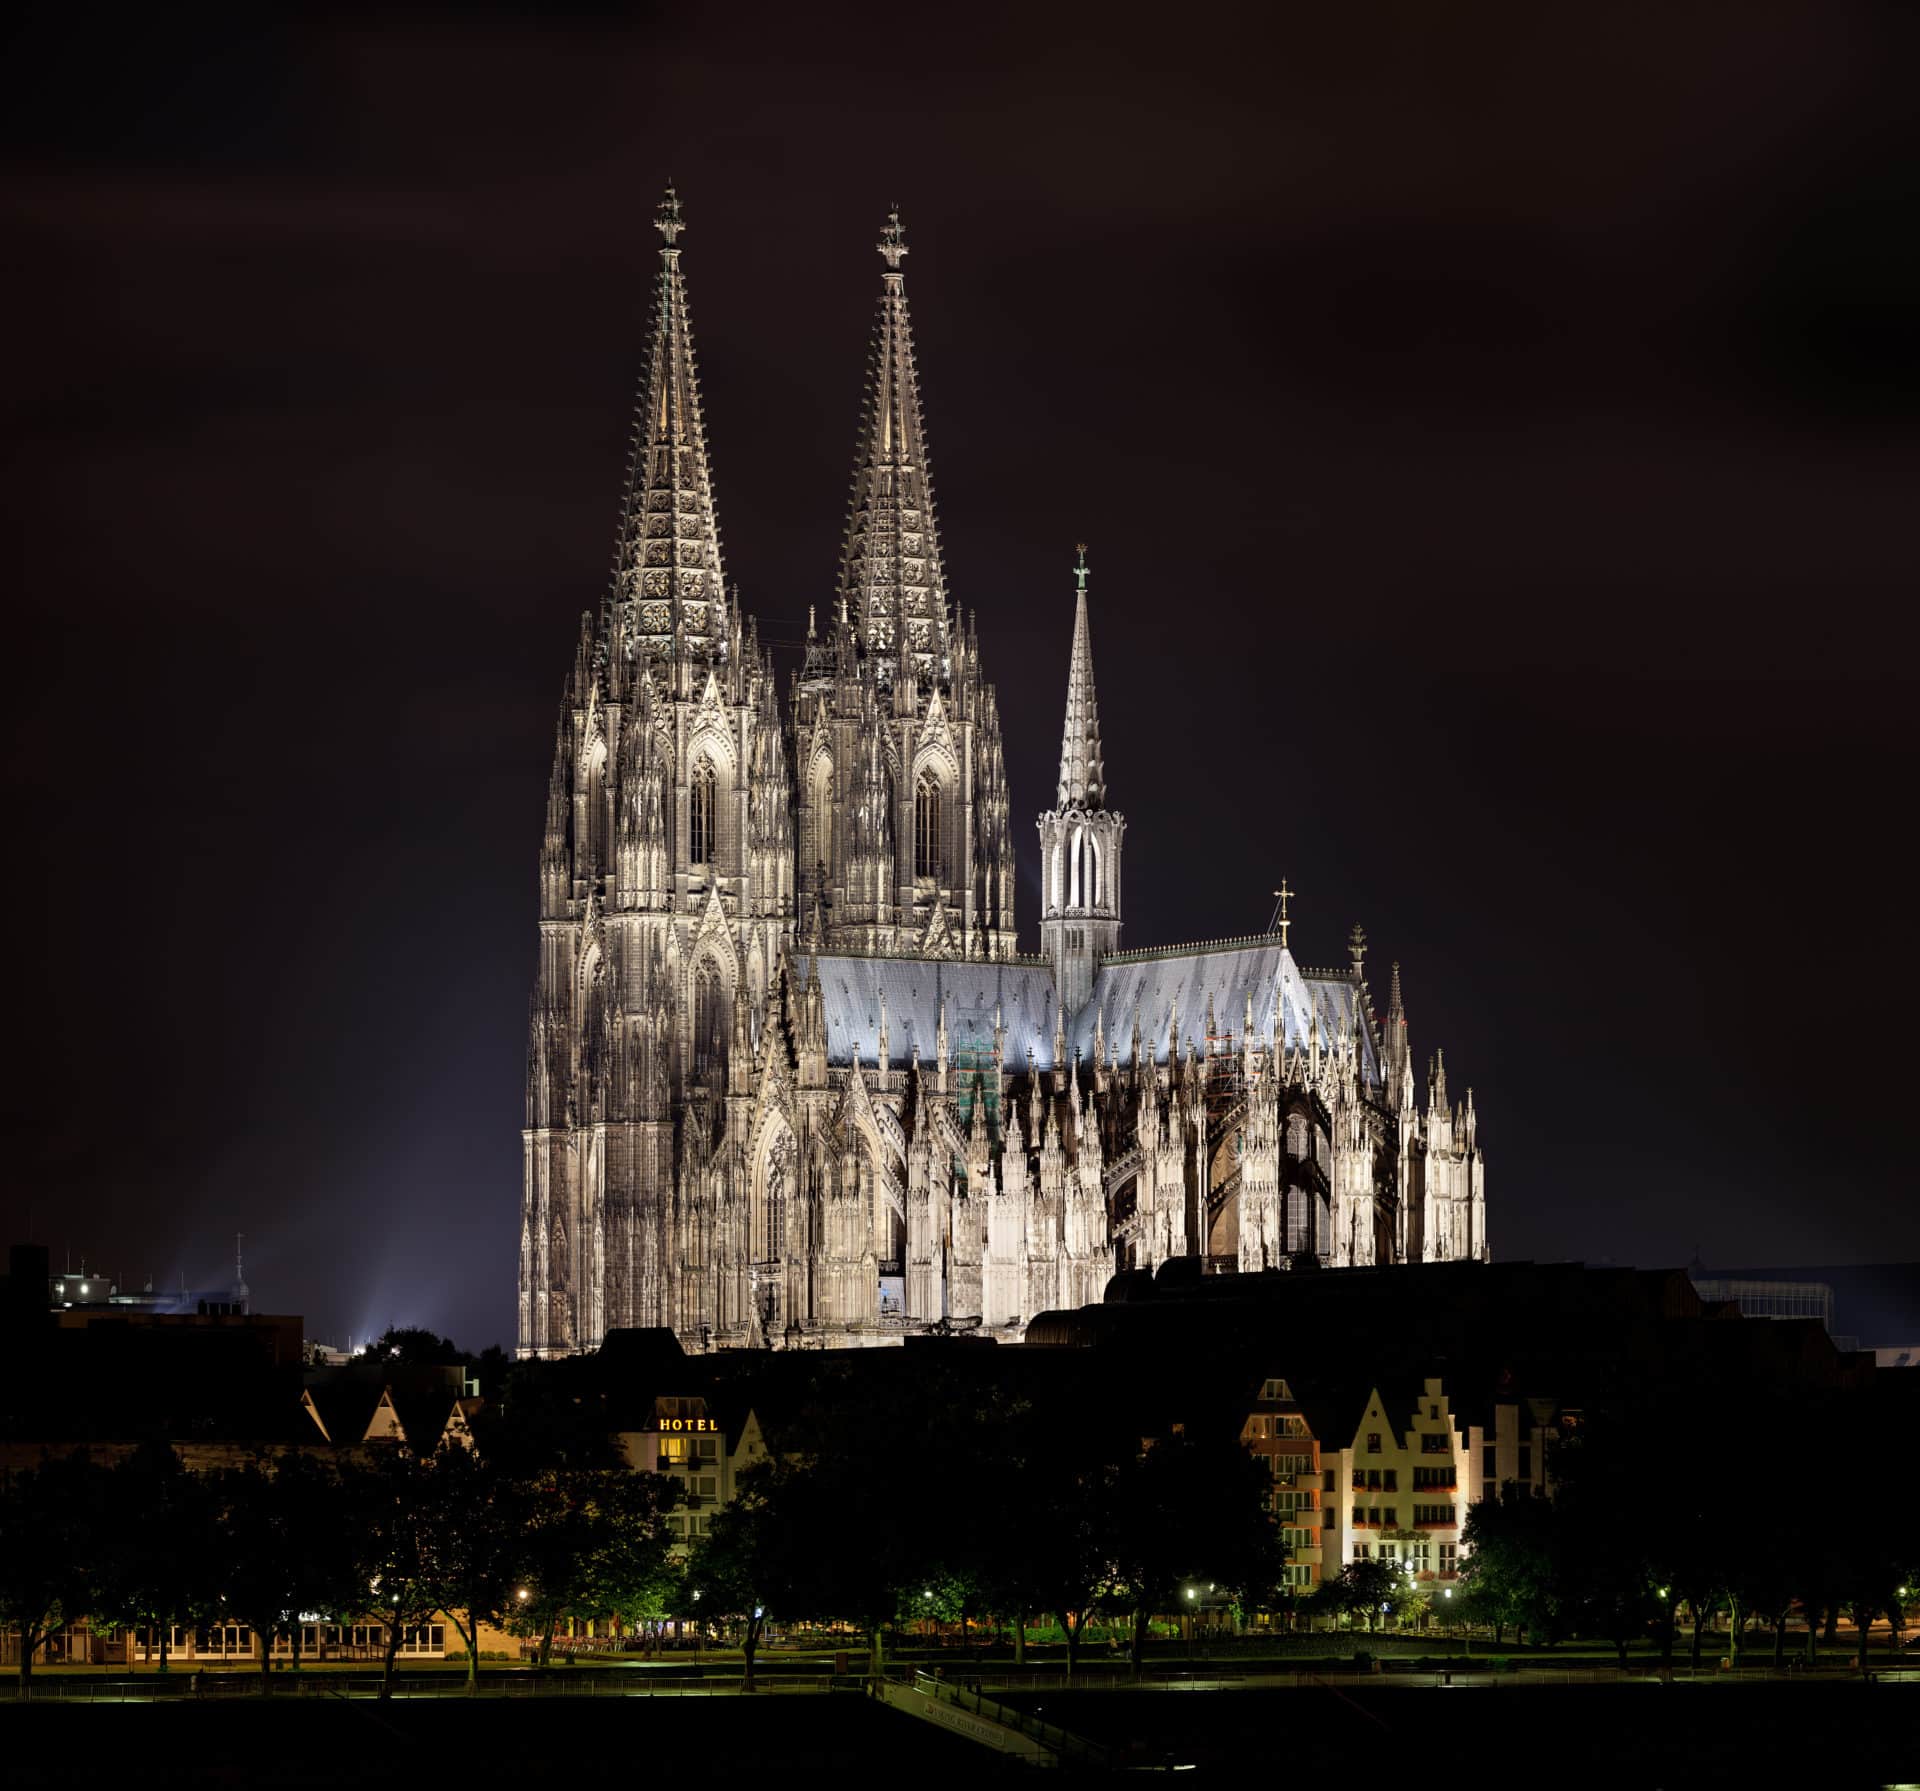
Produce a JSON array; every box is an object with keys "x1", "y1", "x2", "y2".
[
  {"x1": 907, "y1": 1670, "x2": 1114, "y2": 1766},
  {"x1": 6, "y1": 1658, "x2": 1913, "y2": 1704}
]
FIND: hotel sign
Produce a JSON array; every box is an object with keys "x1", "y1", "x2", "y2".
[{"x1": 658, "y1": 1417, "x2": 719, "y2": 1433}]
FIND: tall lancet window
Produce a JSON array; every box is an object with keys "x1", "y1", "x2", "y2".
[
  {"x1": 693, "y1": 962, "x2": 725, "y2": 1079},
  {"x1": 915, "y1": 775, "x2": 942, "y2": 880},
  {"x1": 689, "y1": 759, "x2": 717, "y2": 867}
]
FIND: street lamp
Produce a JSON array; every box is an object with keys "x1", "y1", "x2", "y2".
[{"x1": 516, "y1": 1588, "x2": 529, "y2": 1604}]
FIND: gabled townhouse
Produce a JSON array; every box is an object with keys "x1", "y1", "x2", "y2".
[{"x1": 1237, "y1": 1374, "x2": 1324, "y2": 1592}]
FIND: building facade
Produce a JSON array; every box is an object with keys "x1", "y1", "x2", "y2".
[{"x1": 518, "y1": 193, "x2": 1489, "y2": 1358}]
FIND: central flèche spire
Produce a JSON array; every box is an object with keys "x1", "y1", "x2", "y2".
[
  {"x1": 837, "y1": 206, "x2": 952, "y2": 686},
  {"x1": 608, "y1": 185, "x2": 730, "y2": 662},
  {"x1": 1056, "y1": 545, "x2": 1106, "y2": 809}
]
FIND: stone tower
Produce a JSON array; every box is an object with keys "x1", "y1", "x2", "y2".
[
  {"x1": 1038, "y1": 549, "x2": 1125, "y2": 1015},
  {"x1": 519, "y1": 189, "x2": 794, "y2": 1358},
  {"x1": 791, "y1": 209, "x2": 1017, "y2": 963}
]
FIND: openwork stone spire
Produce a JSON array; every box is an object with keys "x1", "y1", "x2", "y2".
[
  {"x1": 609, "y1": 185, "x2": 728, "y2": 661},
  {"x1": 838, "y1": 206, "x2": 952, "y2": 684},
  {"x1": 1055, "y1": 545, "x2": 1106, "y2": 809},
  {"x1": 1039, "y1": 546, "x2": 1124, "y2": 1015}
]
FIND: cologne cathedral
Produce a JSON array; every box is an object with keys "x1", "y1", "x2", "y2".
[{"x1": 517, "y1": 193, "x2": 1488, "y2": 1358}]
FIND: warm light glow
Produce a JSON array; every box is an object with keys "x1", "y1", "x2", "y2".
[{"x1": 515, "y1": 1588, "x2": 529, "y2": 1603}]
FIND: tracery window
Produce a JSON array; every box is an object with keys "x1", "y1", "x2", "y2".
[
  {"x1": 915, "y1": 775, "x2": 942, "y2": 880},
  {"x1": 689, "y1": 759, "x2": 717, "y2": 866},
  {"x1": 693, "y1": 963, "x2": 725, "y2": 1078}
]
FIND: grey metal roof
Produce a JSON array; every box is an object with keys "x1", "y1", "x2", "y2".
[
  {"x1": 1081, "y1": 945, "x2": 1379, "y2": 1087},
  {"x1": 797, "y1": 955, "x2": 1062, "y2": 1073},
  {"x1": 798, "y1": 943, "x2": 1379, "y2": 1088}
]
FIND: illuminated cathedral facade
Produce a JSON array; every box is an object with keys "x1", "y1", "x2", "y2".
[{"x1": 517, "y1": 193, "x2": 1487, "y2": 1357}]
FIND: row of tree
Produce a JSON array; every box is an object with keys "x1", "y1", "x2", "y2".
[
  {"x1": 0, "y1": 1435, "x2": 680, "y2": 1695},
  {"x1": 1462, "y1": 1385, "x2": 1917, "y2": 1672},
  {"x1": 0, "y1": 1348, "x2": 1292, "y2": 1693},
  {"x1": 684, "y1": 1384, "x2": 1287, "y2": 1688}
]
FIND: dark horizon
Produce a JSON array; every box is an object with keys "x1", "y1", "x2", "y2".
[{"x1": 5, "y1": 6, "x2": 1917, "y2": 1351}]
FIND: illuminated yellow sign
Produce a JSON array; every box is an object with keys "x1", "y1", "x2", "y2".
[{"x1": 658, "y1": 1417, "x2": 719, "y2": 1433}]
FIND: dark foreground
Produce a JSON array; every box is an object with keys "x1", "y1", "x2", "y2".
[
  {"x1": 1000, "y1": 1683, "x2": 1920, "y2": 1781},
  {"x1": 4, "y1": 1683, "x2": 1916, "y2": 1784}
]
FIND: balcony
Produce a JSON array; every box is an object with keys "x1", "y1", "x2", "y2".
[{"x1": 1273, "y1": 1470, "x2": 1323, "y2": 1493}]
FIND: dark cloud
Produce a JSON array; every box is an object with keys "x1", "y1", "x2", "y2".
[{"x1": 4, "y1": 3, "x2": 1916, "y2": 1347}]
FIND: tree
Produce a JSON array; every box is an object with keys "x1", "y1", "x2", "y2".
[
  {"x1": 366, "y1": 1326, "x2": 468, "y2": 1368},
  {"x1": 1105, "y1": 1430, "x2": 1285, "y2": 1668},
  {"x1": 216, "y1": 1451, "x2": 364, "y2": 1693},
  {"x1": 1337, "y1": 1558, "x2": 1403, "y2": 1634},
  {"x1": 0, "y1": 1452, "x2": 108, "y2": 1692},
  {"x1": 426, "y1": 1446, "x2": 521, "y2": 1690},
  {"x1": 684, "y1": 1460, "x2": 810, "y2": 1691},
  {"x1": 1307, "y1": 1573, "x2": 1356, "y2": 1634},
  {"x1": 1551, "y1": 1429, "x2": 1656, "y2": 1667},
  {"x1": 93, "y1": 1442, "x2": 219, "y2": 1675},
  {"x1": 1462, "y1": 1485, "x2": 1562, "y2": 1644},
  {"x1": 347, "y1": 1444, "x2": 463, "y2": 1699},
  {"x1": 1016, "y1": 1437, "x2": 1122, "y2": 1678},
  {"x1": 508, "y1": 1463, "x2": 680, "y2": 1668}
]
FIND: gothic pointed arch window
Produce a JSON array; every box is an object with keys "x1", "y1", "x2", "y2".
[
  {"x1": 584, "y1": 739, "x2": 609, "y2": 874},
  {"x1": 915, "y1": 774, "x2": 942, "y2": 880},
  {"x1": 693, "y1": 960, "x2": 725, "y2": 1079},
  {"x1": 689, "y1": 757, "x2": 718, "y2": 867},
  {"x1": 809, "y1": 755, "x2": 834, "y2": 878}
]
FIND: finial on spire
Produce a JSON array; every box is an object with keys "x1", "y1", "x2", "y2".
[
  {"x1": 878, "y1": 205, "x2": 908, "y2": 270},
  {"x1": 1272, "y1": 879, "x2": 1293, "y2": 950},
  {"x1": 1348, "y1": 922, "x2": 1367, "y2": 979},
  {"x1": 655, "y1": 184, "x2": 684, "y2": 247},
  {"x1": 1054, "y1": 551, "x2": 1106, "y2": 808}
]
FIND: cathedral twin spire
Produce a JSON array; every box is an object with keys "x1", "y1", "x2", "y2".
[
  {"x1": 609, "y1": 185, "x2": 731, "y2": 664},
  {"x1": 838, "y1": 207, "x2": 953, "y2": 686}
]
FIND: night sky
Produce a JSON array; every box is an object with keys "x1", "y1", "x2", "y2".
[{"x1": 5, "y1": 6, "x2": 1916, "y2": 1352}]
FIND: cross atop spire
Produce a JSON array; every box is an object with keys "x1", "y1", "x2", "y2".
[
  {"x1": 1272, "y1": 879, "x2": 1293, "y2": 950},
  {"x1": 1056, "y1": 546, "x2": 1105, "y2": 808},
  {"x1": 608, "y1": 184, "x2": 728, "y2": 662},
  {"x1": 655, "y1": 183, "x2": 684, "y2": 247},
  {"x1": 838, "y1": 207, "x2": 952, "y2": 683}
]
